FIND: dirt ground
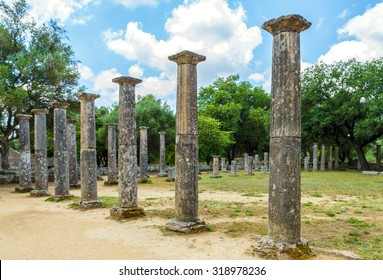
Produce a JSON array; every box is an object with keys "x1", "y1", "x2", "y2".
[{"x1": 0, "y1": 177, "x2": 356, "y2": 260}]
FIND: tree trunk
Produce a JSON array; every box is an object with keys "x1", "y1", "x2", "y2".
[
  {"x1": 1, "y1": 141, "x2": 10, "y2": 170},
  {"x1": 351, "y1": 140, "x2": 370, "y2": 171}
]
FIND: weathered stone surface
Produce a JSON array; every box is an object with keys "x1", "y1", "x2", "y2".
[
  {"x1": 328, "y1": 146, "x2": 333, "y2": 170},
  {"x1": 313, "y1": 143, "x2": 318, "y2": 171},
  {"x1": 243, "y1": 153, "x2": 249, "y2": 170},
  {"x1": 53, "y1": 102, "x2": 71, "y2": 197},
  {"x1": 165, "y1": 50, "x2": 206, "y2": 232},
  {"x1": 112, "y1": 76, "x2": 144, "y2": 216},
  {"x1": 264, "y1": 152, "x2": 269, "y2": 170},
  {"x1": 210, "y1": 155, "x2": 221, "y2": 178},
  {"x1": 139, "y1": 126, "x2": 149, "y2": 183},
  {"x1": 304, "y1": 156, "x2": 309, "y2": 172},
  {"x1": 261, "y1": 166, "x2": 267, "y2": 174},
  {"x1": 334, "y1": 147, "x2": 339, "y2": 169},
  {"x1": 110, "y1": 206, "x2": 145, "y2": 219},
  {"x1": 221, "y1": 158, "x2": 227, "y2": 172},
  {"x1": 165, "y1": 219, "x2": 207, "y2": 233},
  {"x1": 166, "y1": 167, "x2": 176, "y2": 182},
  {"x1": 362, "y1": 171, "x2": 380, "y2": 175},
  {"x1": 105, "y1": 123, "x2": 118, "y2": 185},
  {"x1": 262, "y1": 14, "x2": 311, "y2": 246},
  {"x1": 77, "y1": 93, "x2": 103, "y2": 209},
  {"x1": 158, "y1": 131, "x2": 167, "y2": 177},
  {"x1": 254, "y1": 154, "x2": 260, "y2": 170},
  {"x1": 247, "y1": 156, "x2": 254, "y2": 175},
  {"x1": 230, "y1": 160, "x2": 238, "y2": 177},
  {"x1": 67, "y1": 119, "x2": 80, "y2": 188},
  {"x1": 16, "y1": 114, "x2": 33, "y2": 192},
  {"x1": 320, "y1": 144, "x2": 326, "y2": 171}
]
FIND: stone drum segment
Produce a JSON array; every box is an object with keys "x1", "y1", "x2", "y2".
[
  {"x1": 30, "y1": 109, "x2": 50, "y2": 197},
  {"x1": 77, "y1": 93, "x2": 104, "y2": 210},
  {"x1": 16, "y1": 114, "x2": 33, "y2": 193},
  {"x1": 165, "y1": 50, "x2": 206, "y2": 233},
  {"x1": 258, "y1": 14, "x2": 311, "y2": 256},
  {"x1": 110, "y1": 76, "x2": 145, "y2": 219},
  {"x1": 210, "y1": 155, "x2": 221, "y2": 178}
]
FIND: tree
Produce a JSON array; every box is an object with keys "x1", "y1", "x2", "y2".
[
  {"x1": 301, "y1": 58, "x2": 383, "y2": 170},
  {"x1": 198, "y1": 75, "x2": 270, "y2": 160},
  {"x1": 0, "y1": 0, "x2": 80, "y2": 169},
  {"x1": 198, "y1": 115, "x2": 234, "y2": 164}
]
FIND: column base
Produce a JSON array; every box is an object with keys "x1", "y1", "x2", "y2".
[
  {"x1": 157, "y1": 172, "x2": 168, "y2": 177},
  {"x1": 165, "y1": 177, "x2": 175, "y2": 182},
  {"x1": 210, "y1": 175, "x2": 222, "y2": 178},
  {"x1": 30, "y1": 190, "x2": 51, "y2": 197},
  {"x1": 15, "y1": 187, "x2": 34, "y2": 193},
  {"x1": 69, "y1": 184, "x2": 81, "y2": 189},
  {"x1": 79, "y1": 200, "x2": 104, "y2": 210},
  {"x1": 52, "y1": 194, "x2": 74, "y2": 201},
  {"x1": 110, "y1": 206, "x2": 145, "y2": 219},
  {"x1": 165, "y1": 219, "x2": 207, "y2": 233},
  {"x1": 104, "y1": 180, "x2": 118, "y2": 186},
  {"x1": 252, "y1": 236, "x2": 313, "y2": 260}
]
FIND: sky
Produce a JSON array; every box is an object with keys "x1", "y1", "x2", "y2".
[{"x1": 9, "y1": 0, "x2": 383, "y2": 109}]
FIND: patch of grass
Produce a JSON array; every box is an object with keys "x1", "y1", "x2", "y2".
[
  {"x1": 354, "y1": 210, "x2": 363, "y2": 214},
  {"x1": 304, "y1": 202, "x2": 314, "y2": 206},
  {"x1": 311, "y1": 193, "x2": 323, "y2": 198},
  {"x1": 98, "y1": 196, "x2": 118, "y2": 208},
  {"x1": 223, "y1": 221, "x2": 267, "y2": 237},
  {"x1": 145, "y1": 197, "x2": 158, "y2": 201},
  {"x1": 242, "y1": 192, "x2": 264, "y2": 197},
  {"x1": 146, "y1": 208, "x2": 175, "y2": 219},
  {"x1": 325, "y1": 211, "x2": 335, "y2": 217},
  {"x1": 347, "y1": 217, "x2": 371, "y2": 228}
]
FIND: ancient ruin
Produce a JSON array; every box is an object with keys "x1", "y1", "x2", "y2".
[
  {"x1": 139, "y1": 126, "x2": 149, "y2": 183},
  {"x1": 67, "y1": 119, "x2": 80, "y2": 189},
  {"x1": 16, "y1": 114, "x2": 33, "y2": 193},
  {"x1": 105, "y1": 123, "x2": 118, "y2": 185},
  {"x1": 157, "y1": 131, "x2": 167, "y2": 177}
]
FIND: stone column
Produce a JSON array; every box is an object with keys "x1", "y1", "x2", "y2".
[
  {"x1": 255, "y1": 154, "x2": 260, "y2": 170},
  {"x1": 110, "y1": 76, "x2": 145, "y2": 218},
  {"x1": 67, "y1": 119, "x2": 80, "y2": 189},
  {"x1": 313, "y1": 143, "x2": 318, "y2": 171},
  {"x1": 165, "y1": 50, "x2": 206, "y2": 233},
  {"x1": 320, "y1": 144, "x2": 326, "y2": 171},
  {"x1": 328, "y1": 146, "x2": 333, "y2": 170},
  {"x1": 139, "y1": 126, "x2": 149, "y2": 183},
  {"x1": 264, "y1": 152, "x2": 269, "y2": 170},
  {"x1": 260, "y1": 15, "x2": 311, "y2": 251},
  {"x1": 243, "y1": 153, "x2": 249, "y2": 170},
  {"x1": 166, "y1": 167, "x2": 176, "y2": 182},
  {"x1": 247, "y1": 156, "x2": 254, "y2": 175},
  {"x1": 157, "y1": 131, "x2": 167, "y2": 177},
  {"x1": 105, "y1": 123, "x2": 118, "y2": 185},
  {"x1": 221, "y1": 157, "x2": 227, "y2": 172},
  {"x1": 210, "y1": 155, "x2": 221, "y2": 178},
  {"x1": 76, "y1": 93, "x2": 103, "y2": 210},
  {"x1": 334, "y1": 147, "x2": 339, "y2": 169},
  {"x1": 30, "y1": 109, "x2": 50, "y2": 197},
  {"x1": 230, "y1": 160, "x2": 238, "y2": 176},
  {"x1": 16, "y1": 114, "x2": 33, "y2": 193},
  {"x1": 52, "y1": 102, "x2": 72, "y2": 198},
  {"x1": 376, "y1": 145, "x2": 381, "y2": 171},
  {"x1": 304, "y1": 156, "x2": 309, "y2": 172}
]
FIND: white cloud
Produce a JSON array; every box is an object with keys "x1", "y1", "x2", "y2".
[
  {"x1": 78, "y1": 63, "x2": 94, "y2": 80},
  {"x1": 317, "y1": 17, "x2": 324, "y2": 29},
  {"x1": 248, "y1": 73, "x2": 265, "y2": 83},
  {"x1": 93, "y1": 68, "x2": 122, "y2": 106},
  {"x1": 128, "y1": 64, "x2": 144, "y2": 78},
  {"x1": 24, "y1": 0, "x2": 97, "y2": 25},
  {"x1": 319, "y1": 3, "x2": 383, "y2": 63},
  {"x1": 103, "y1": 0, "x2": 262, "y2": 85},
  {"x1": 301, "y1": 61, "x2": 314, "y2": 72},
  {"x1": 338, "y1": 9, "x2": 349, "y2": 19},
  {"x1": 113, "y1": 0, "x2": 158, "y2": 9}
]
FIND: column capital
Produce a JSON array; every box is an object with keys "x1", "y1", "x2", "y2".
[
  {"x1": 16, "y1": 114, "x2": 32, "y2": 120},
  {"x1": 169, "y1": 50, "x2": 206, "y2": 65},
  {"x1": 31, "y1": 109, "x2": 48, "y2": 115},
  {"x1": 76, "y1": 92, "x2": 100, "y2": 101},
  {"x1": 158, "y1": 131, "x2": 166, "y2": 135},
  {"x1": 112, "y1": 76, "x2": 142, "y2": 85},
  {"x1": 52, "y1": 102, "x2": 69, "y2": 109},
  {"x1": 139, "y1": 126, "x2": 149, "y2": 130},
  {"x1": 262, "y1": 14, "x2": 311, "y2": 36}
]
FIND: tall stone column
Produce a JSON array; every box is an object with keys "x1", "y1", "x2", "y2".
[
  {"x1": 255, "y1": 154, "x2": 260, "y2": 170},
  {"x1": 67, "y1": 119, "x2": 80, "y2": 189},
  {"x1": 30, "y1": 109, "x2": 50, "y2": 197},
  {"x1": 157, "y1": 131, "x2": 167, "y2": 177},
  {"x1": 376, "y1": 145, "x2": 381, "y2": 171},
  {"x1": 139, "y1": 126, "x2": 149, "y2": 183},
  {"x1": 264, "y1": 152, "x2": 269, "y2": 170},
  {"x1": 230, "y1": 160, "x2": 238, "y2": 176},
  {"x1": 105, "y1": 123, "x2": 118, "y2": 185},
  {"x1": 304, "y1": 156, "x2": 309, "y2": 172},
  {"x1": 243, "y1": 153, "x2": 249, "y2": 170},
  {"x1": 221, "y1": 157, "x2": 227, "y2": 172},
  {"x1": 320, "y1": 144, "x2": 326, "y2": 171},
  {"x1": 259, "y1": 15, "x2": 311, "y2": 253},
  {"x1": 165, "y1": 50, "x2": 206, "y2": 233},
  {"x1": 110, "y1": 76, "x2": 145, "y2": 218},
  {"x1": 334, "y1": 147, "x2": 339, "y2": 169},
  {"x1": 210, "y1": 155, "x2": 221, "y2": 178},
  {"x1": 313, "y1": 143, "x2": 318, "y2": 171},
  {"x1": 77, "y1": 93, "x2": 103, "y2": 210},
  {"x1": 16, "y1": 114, "x2": 33, "y2": 193},
  {"x1": 328, "y1": 146, "x2": 333, "y2": 170},
  {"x1": 247, "y1": 156, "x2": 254, "y2": 175},
  {"x1": 52, "y1": 102, "x2": 72, "y2": 198}
]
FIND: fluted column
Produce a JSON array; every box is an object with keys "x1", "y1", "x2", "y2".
[{"x1": 30, "y1": 109, "x2": 50, "y2": 197}]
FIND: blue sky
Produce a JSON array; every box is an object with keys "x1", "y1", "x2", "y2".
[{"x1": 14, "y1": 0, "x2": 383, "y2": 108}]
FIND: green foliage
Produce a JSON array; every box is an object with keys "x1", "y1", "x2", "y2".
[
  {"x1": 0, "y1": 0, "x2": 80, "y2": 168},
  {"x1": 301, "y1": 58, "x2": 383, "y2": 170},
  {"x1": 198, "y1": 75, "x2": 270, "y2": 159}
]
